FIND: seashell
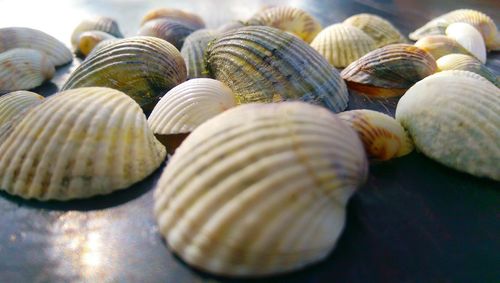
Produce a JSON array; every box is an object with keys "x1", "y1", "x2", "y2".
[
  {"x1": 0, "y1": 87, "x2": 166, "y2": 200},
  {"x1": 395, "y1": 72, "x2": 500, "y2": 181},
  {"x1": 86, "y1": 38, "x2": 119, "y2": 58},
  {"x1": 338, "y1": 109, "x2": 413, "y2": 160},
  {"x1": 431, "y1": 69, "x2": 492, "y2": 85},
  {"x1": 445, "y1": 23, "x2": 486, "y2": 64},
  {"x1": 154, "y1": 102, "x2": 368, "y2": 276},
  {"x1": 217, "y1": 21, "x2": 246, "y2": 33},
  {"x1": 206, "y1": 26, "x2": 349, "y2": 113},
  {"x1": 0, "y1": 27, "x2": 72, "y2": 66},
  {"x1": 409, "y1": 9, "x2": 499, "y2": 51},
  {"x1": 310, "y1": 23, "x2": 377, "y2": 68},
  {"x1": 75, "y1": 30, "x2": 116, "y2": 57},
  {"x1": 62, "y1": 36, "x2": 187, "y2": 112},
  {"x1": 436, "y1": 54, "x2": 499, "y2": 87},
  {"x1": 0, "y1": 48, "x2": 55, "y2": 93},
  {"x1": 70, "y1": 16, "x2": 123, "y2": 49},
  {"x1": 141, "y1": 8, "x2": 205, "y2": 30},
  {"x1": 246, "y1": 6, "x2": 322, "y2": 43},
  {"x1": 414, "y1": 35, "x2": 471, "y2": 60},
  {"x1": 180, "y1": 29, "x2": 219, "y2": 79},
  {"x1": 138, "y1": 18, "x2": 196, "y2": 50},
  {"x1": 343, "y1": 13, "x2": 407, "y2": 47},
  {"x1": 340, "y1": 44, "x2": 437, "y2": 97}
]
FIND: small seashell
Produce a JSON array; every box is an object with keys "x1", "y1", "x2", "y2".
[
  {"x1": 343, "y1": 13, "x2": 407, "y2": 47},
  {"x1": 0, "y1": 27, "x2": 72, "y2": 66},
  {"x1": 340, "y1": 44, "x2": 437, "y2": 97},
  {"x1": 437, "y1": 54, "x2": 499, "y2": 87},
  {"x1": 247, "y1": 6, "x2": 322, "y2": 43},
  {"x1": 0, "y1": 91, "x2": 43, "y2": 128},
  {"x1": 154, "y1": 102, "x2": 368, "y2": 276},
  {"x1": 0, "y1": 87, "x2": 166, "y2": 200},
  {"x1": 414, "y1": 35, "x2": 471, "y2": 60},
  {"x1": 206, "y1": 26, "x2": 349, "y2": 113},
  {"x1": 445, "y1": 23, "x2": 486, "y2": 64},
  {"x1": 217, "y1": 21, "x2": 246, "y2": 33},
  {"x1": 338, "y1": 109, "x2": 413, "y2": 160},
  {"x1": 180, "y1": 29, "x2": 219, "y2": 79},
  {"x1": 0, "y1": 48, "x2": 55, "y2": 93},
  {"x1": 137, "y1": 18, "x2": 196, "y2": 50},
  {"x1": 75, "y1": 30, "x2": 116, "y2": 57},
  {"x1": 310, "y1": 23, "x2": 377, "y2": 68},
  {"x1": 141, "y1": 8, "x2": 205, "y2": 30},
  {"x1": 396, "y1": 72, "x2": 500, "y2": 181},
  {"x1": 70, "y1": 16, "x2": 123, "y2": 49}
]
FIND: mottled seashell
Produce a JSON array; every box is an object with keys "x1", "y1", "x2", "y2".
[
  {"x1": 310, "y1": 23, "x2": 377, "y2": 68},
  {"x1": 343, "y1": 13, "x2": 407, "y2": 47},
  {"x1": 154, "y1": 102, "x2": 368, "y2": 276},
  {"x1": 62, "y1": 36, "x2": 187, "y2": 111},
  {"x1": 138, "y1": 18, "x2": 196, "y2": 50},
  {"x1": 0, "y1": 87, "x2": 166, "y2": 200},
  {"x1": 0, "y1": 27, "x2": 72, "y2": 66},
  {"x1": 437, "y1": 54, "x2": 499, "y2": 87},
  {"x1": 0, "y1": 91, "x2": 43, "y2": 128},
  {"x1": 75, "y1": 30, "x2": 116, "y2": 57},
  {"x1": 0, "y1": 48, "x2": 55, "y2": 93},
  {"x1": 340, "y1": 44, "x2": 437, "y2": 97},
  {"x1": 247, "y1": 6, "x2": 322, "y2": 43},
  {"x1": 141, "y1": 8, "x2": 205, "y2": 30},
  {"x1": 338, "y1": 109, "x2": 413, "y2": 160},
  {"x1": 396, "y1": 72, "x2": 500, "y2": 181},
  {"x1": 445, "y1": 23, "x2": 486, "y2": 63},
  {"x1": 217, "y1": 21, "x2": 246, "y2": 33},
  {"x1": 206, "y1": 26, "x2": 349, "y2": 113},
  {"x1": 414, "y1": 35, "x2": 471, "y2": 60},
  {"x1": 180, "y1": 29, "x2": 218, "y2": 79},
  {"x1": 71, "y1": 17, "x2": 123, "y2": 49}
]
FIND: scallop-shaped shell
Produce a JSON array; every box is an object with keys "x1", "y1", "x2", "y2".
[
  {"x1": 311, "y1": 23, "x2": 377, "y2": 68},
  {"x1": 247, "y1": 6, "x2": 322, "y2": 43},
  {"x1": 445, "y1": 23, "x2": 486, "y2": 63},
  {"x1": 75, "y1": 30, "x2": 116, "y2": 57},
  {"x1": 338, "y1": 109, "x2": 413, "y2": 160},
  {"x1": 437, "y1": 54, "x2": 499, "y2": 87},
  {"x1": 414, "y1": 35, "x2": 471, "y2": 60},
  {"x1": 217, "y1": 21, "x2": 246, "y2": 33},
  {"x1": 70, "y1": 17, "x2": 123, "y2": 49},
  {"x1": 154, "y1": 102, "x2": 368, "y2": 276},
  {"x1": 138, "y1": 19, "x2": 196, "y2": 50},
  {"x1": 340, "y1": 44, "x2": 437, "y2": 97},
  {"x1": 0, "y1": 27, "x2": 72, "y2": 66},
  {"x1": 343, "y1": 13, "x2": 407, "y2": 47},
  {"x1": 180, "y1": 29, "x2": 219, "y2": 79},
  {"x1": 396, "y1": 72, "x2": 500, "y2": 181},
  {"x1": 62, "y1": 36, "x2": 187, "y2": 111},
  {"x1": 0, "y1": 87, "x2": 166, "y2": 200},
  {"x1": 141, "y1": 8, "x2": 205, "y2": 29},
  {"x1": 206, "y1": 26, "x2": 349, "y2": 113},
  {"x1": 409, "y1": 9, "x2": 499, "y2": 51},
  {"x1": 0, "y1": 48, "x2": 55, "y2": 93},
  {"x1": 0, "y1": 91, "x2": 43, "y2": 127},
  {"x1": 432, "y1": 69, "x2": 493, "y2": 85}
]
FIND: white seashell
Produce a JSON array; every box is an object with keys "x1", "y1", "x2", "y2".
[
  {"x1": 343, "y1": 13, "x2": 407, "y2": 47},
  {"x1": 431, "y1": 69, "x2": 492, "y2": 85},
  {"x1": 436, "y1": 54, "x2": 499, "y2": 87},
  {"x1": 0, "y1": 91, "x2": 44, "y2": 128},
  {"x1": 445, "y1": 23, "x2": 486, "y2": 63}
]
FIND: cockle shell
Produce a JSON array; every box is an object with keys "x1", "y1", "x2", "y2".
[
  {"x1": 0, "y1": 87, "x2": 166, "y2": 200},
  {"x1": 75, "y1": 30, "x2": 116, "y2": 57},
  {"x1": 0, "y1": 48, "x2": 55, "y2": 93},
  {"x1": 138, "y1": 18, "x2": 196, "y2": 50},
  {"x1": 141, "y1": 8, "x2": 205, "y2": 30},
  {"x1": 338, "y1": 109, "x2": 413, "y2": 160},
  {"x1": 0, "y1": 27, "x2": 72, "y2": 66},
  {"x1": 414, "y1": 35, "x2": 472, "y2": 60},
  {"x1": 396, "y1": 72, "x2": 500, "y2": 181},
  {"x1": 432, "y1": 69, "x2": 492, "y2": 85},
  {"x1": 437, "y1": 54, "x2": 499, "y2": 87},
  {"x1": 445, "y1": 23, "x2": 486, "y2": 64},
  {"x1": 340, "y1": 44, "x2": 437, "y2": 97},
  {"x1": 62, "y1": 36, "x2": 187, "y2": 111},
  {"x1": 206, "y1": 26, "x2": 349, "y2": 113},
  {"x1": 343, "y1": 13, "x2": 407, "y2": 47},
  {"x1": 180, "y1": 29, "x2": 219, "y2": 79},
  {"x1": 70, "y1": 17, "x2": 123, "y2": 49},
  {"x1": 0, "y1": 91, "x2": 43, "y2": 128},
  {"x1": 154, "y1": 102, "x2": 368, "y2": 276},
  {"x1": 310, "y1": 23, "x2": 376, "y2": 68},
  {"x1": 247, "y1": 6, "x2": 322, "y2": 43}
]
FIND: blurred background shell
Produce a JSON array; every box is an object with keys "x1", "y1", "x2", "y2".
[
  {"x1": 140, "y1": 8, "x2": 205, "y2": 30},
  {"x1": 154, "y1": 102, "x2": 368, "y2": 276},
  {"x1": 445, "y1": 23, "x2": 486, "y2": 63},
  {"x1": 75, "y1": 30, "x2": 116, "y2": 57},
  {"x1": 414, "y1": 35, "x2": 472, "y2": 60},
  {"x1": 70, "y1": 16, "x2": 123, "y2": 49},
  {"x1": 180, "y1": 29, "x2": 219, "y2": 79},
  {"x1": 436, "y1": 54, "x2": 499, "y2": 87},
  {"x1": 0, "y1": 91, "x2": 43, "y2": 128},
  {"x1": 137, "y1": 18, "x2": 196, "y2": 50},
  {"x1": 343, "y1": 13, "x2": 407, "y2": 47}
]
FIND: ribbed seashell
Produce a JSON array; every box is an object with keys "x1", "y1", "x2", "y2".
[
  {"x1": 431, "y1": 69, "x2": 492, "y2": 85},
  {"x1": 70, "y1": 17, "x2": 123, "y2": 49},
  {"x1": 154, "y1": 102, "x2": 368, "y2": 276},
  {"x1": 141, "y1": 8, "x2": 205, "y2": 30},
  {"x1": 246, "y1": 6, "x2": 322, "y2": 43},
  {"x1": 217, "y1": 21, "x2": 246, "y2": 33},
  {"x1": 409, "y1": 9, "x2": 499, "y2": 51},
  {"x1": 0, "y1": 27, "x2": 72, "y2": 66},
  {"x1": 180, "y1": 29, "x2": 218, "y2": 79},
  {"x1": 0, "y1": 48, "x2": 55, "y2": 93},
  {"x1": 0, "y1": 91, "x2": 43, "y2": 127},
  {"x1": 206, "y1": 26, "x2": 349, "y2": 113},
  {"x1": 310, "y1": 23, "x2": 377, "y2": 68},
  {"x1": 86, "y1": 38, "x2": 119, "y2": 58},
  {"x1": 62, "y1": 36, "x2": 187, "y2": 111},
  {"x1": 75, "y1": 30, "x2": 116, "y2": 57},
  {"x1": 437, "y1": 54, "x2": 499, "y2": 87},
  {"x1": 396, "y1": 72, "x2": 500, "y2": 181},
  {"x1": 0, "y1": 87, "x2": 166, "y2": 200},
  {"x1": 343, "y1": 13, "x2": 407, "y2": 47},
  {"x1": 338, "y1": 109, "x2": 413, "y2": 160},
  {"x1": 138, "y1": 18, "x2": 196, "y2": 50},
  {"x1": 414, "y1": 35, "x2": 471, "y2": 60},
  {"x1": 445, "y1": 23, "x2": 486, "y2": 64},
  {"x1": 340, "y1": 44, "x2": 437, "y2": 97}
]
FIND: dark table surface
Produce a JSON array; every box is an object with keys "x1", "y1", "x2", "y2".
[{"x1": 0, "y1": 0, "x2": 499, "y2": 282}]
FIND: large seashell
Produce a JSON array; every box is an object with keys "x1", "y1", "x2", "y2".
[
  {"x1": 70, "y1": 17, "x2": 123, "y2": 49},
  {"x1": 0, "y1": 27, "x2": 72, "y2": 66},
  {"x1": 180, "y1": 29, "x2": 219, "y2": 79},
  {"x1": 206, "y1": 26, "x2": 349, "y2": 113},
  {"x1": 310, "y1": 23, "x2": 377, "y2": 68},
  {"x1": 62, "y1": 36, "x2": 187, "y2": 111},
  {"x1": 414, "y1": 35, "x2": 471, "y2": 60},
  {"x1": 340, "y1": 44, "x2": 437, "y2": 97},
  {"x1": 75, "y1": 30, "x2": 116, "y2": 57},
  {"x1": 445, "y1": 23, "x2": 486, "y2": 63},
  {"x1": 338, "y1": 109, "x2": 413, "y2": 160},
  {"x1": 432, "y1": 69, "x2": 493, "y2": 85},
  {"x1": 138, "y1": 18, "x2": 196, "y2": 50},
  {"x1": 437, "y1": 54, "x2": 499, "y2": 87},
  {"x1": 395, "y1": 72, "x2": 500, "y2": 181},
  {"x1": 141, "y1": 8, "x2": 205, "y2": 30},
  {"x1": 0, "y1": 87, "x2": 166, "y2": 200},
  {"x1": 0, "y1": 48, "x2": 55, "y2": 93},
  {"x1": 154, "y1": 102, "x2": 368, "y2": 276},
  {"x1": 247, "y1": 6, "x2": 322, "y2": 43},
  {"x1": 0, "y1": 91, "x2": 43, "y2": 127},
  {"x1": 343, "y1": 13, "x2": 407, "y2": 47}
]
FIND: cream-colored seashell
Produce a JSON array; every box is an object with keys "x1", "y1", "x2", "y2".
[
  {"x1": 154, "y1": 102, "x2": 368, "y2": 276},
  {"x1": 71, "y1": 17, "x2": 123, "y2": 49},
  {"x1": 141, "y1": 8, "x2": 205, "y2": 29},
  {"x1": 396, "y1": 72, "x2": 500, "y2": 181},
  {"x1": 137, "y1": 18, "x2": 196, "y2": 50},
  {"x1": 0, "y1": 87, "x2": 166, "y2": 200},
  {"x1": 0, "y1": 91, "x2": 44, "y2": 128},
  {"x1": 311, "y1": 23, "x2": 377, "y2": 68},
  {"x1": 437, "y1": 54, "x2": 499, "y2": 87},
  {"x1": 414, "y1": 35, "x2": 472, "y2": 60},
  {"x1": 338, "y1": 109, "x2": 413, "y2": 160},
  {"x1": 0, "y1": 48, "x2": 55, "y2": 93},
  {"x1": 343, "y1": 13, "x2": 407, "y2": 47},
  {"x1": 0, "y1": 27, "x2": 72, "y2": 66},
  {"x1": 75, "y1": 30, "x2": 116, "y2": 57},
  {"x1": 445, "y1": 23, "x2": 486, "y2": 64},
  {"x1": 180, "y1": 29, "x2": 219, "y2": 79},
  {"x1": 431, "y1": 69, "x2": 492, "y2": 85}
]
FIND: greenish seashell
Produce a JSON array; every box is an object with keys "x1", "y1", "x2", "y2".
[{"x1": 180, "y1": 29, "x2": 219, "y2": 79}]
